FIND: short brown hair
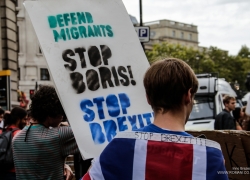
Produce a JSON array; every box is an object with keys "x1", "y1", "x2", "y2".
[
  {"x1": 223, "y1": 95, "x2": 235, "y2": 105},
  {"x1": 143, "y1": 58, "x2": 198, "y2": 113}
]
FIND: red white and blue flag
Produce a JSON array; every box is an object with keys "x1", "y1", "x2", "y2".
[{"x1": 83, "y1": 132, "x2": 228, "y2": 180}]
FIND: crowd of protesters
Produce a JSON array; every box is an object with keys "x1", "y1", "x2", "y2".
[
  {"x1": 0, "y1": 87, "x2": 76, "y2": 180},
  {"x1": 214, "y1": 95, "x2": 250, "y2": 131},
  {"x1": 0, "y1": 58, "x2": 250, "y2": 180}
]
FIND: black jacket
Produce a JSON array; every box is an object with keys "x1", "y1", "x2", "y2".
[{"x1": 214, "y1": 109, "x2": 236, "y2": 130}]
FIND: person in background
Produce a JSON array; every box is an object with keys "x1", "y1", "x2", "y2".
[
  {"x1": 0, "y1": 108, "x2": 5, "y2": 128},
  {"x1": 12, "y1": 85, "x2": 79, "y2": 180},
  {"x1": 0, "y1": 107, "x2": 27, "y2": 180},
  {"x1": 25, "y1": 110, "x2": 32, "y2": 126},
  {"x1": 232, "y1": 107, "x2": 243, "y2": 130},
  {"x1": 241, "y1": 106, "x2": 250, "y2": 131},
  {"x1": 214, "y1": 95, "x2": 236, "y2": 130}
]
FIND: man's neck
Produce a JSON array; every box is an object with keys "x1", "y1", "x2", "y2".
[
  {"x1": 153, "y1": 110, "x2": 186, "y2": 131},
  {"x1": 224, "y1": 107, "x2": 231, "y2": 112}
]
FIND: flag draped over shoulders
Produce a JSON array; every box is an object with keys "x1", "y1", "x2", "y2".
[{"x1": 83, "y1": 132, "x2": 228, "y2": 180}]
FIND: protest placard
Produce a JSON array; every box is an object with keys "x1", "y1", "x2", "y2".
[
  {"x1": 24, "y1": 0, "x2": 152, "y2": 158},
  {"x1": 187, "y1": 130, "x2": 250, "y2": 180}
]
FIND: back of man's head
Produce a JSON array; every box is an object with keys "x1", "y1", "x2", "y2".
[
  {"x1": 29, "y1": 85, "x2": 64, "y2": 123},
  {"x1": 143, "y1": 58, "x2": 198, "y2": 113}
]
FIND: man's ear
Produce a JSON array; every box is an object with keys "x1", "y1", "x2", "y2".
[
  {"x1": 184, "y1": 88, "x2": 192, "y2": 105},
  {"x1": 146, "y1": 94, "x2": 151, "y2": 105}
]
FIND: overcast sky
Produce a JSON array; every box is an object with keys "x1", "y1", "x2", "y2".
[{"x1": 122, "y1": 0, "x2": 250, "y2": 55}]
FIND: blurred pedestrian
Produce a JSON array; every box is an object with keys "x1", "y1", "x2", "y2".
[
  {"x1": 0, "y1": 107, "x2": 27, "y2": 180},
  {"x1": 12, "y1": 85, "x2": 79, "y2": 180},
  {"x1": 214, "y1": 95, "x2": 236, "y2": 130},
  {"x1": 0, "y1": 108, "x2": 4, "y2": 128},
  {"x1": 232, "y1": 107, "x2": 243, "y2": 130}
]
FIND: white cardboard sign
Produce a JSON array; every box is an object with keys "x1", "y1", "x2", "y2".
[{"x1": 24, "y1": 0, "x2": 152, "y2": 159}]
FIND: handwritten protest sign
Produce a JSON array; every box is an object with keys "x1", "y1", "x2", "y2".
[{"x1": 24, "y1": 0, "x2": 152, "y2": 158}]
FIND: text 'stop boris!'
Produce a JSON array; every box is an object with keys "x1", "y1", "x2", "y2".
[{"x1": 24, "y1": 0, "x2": 151, "y2": 159}]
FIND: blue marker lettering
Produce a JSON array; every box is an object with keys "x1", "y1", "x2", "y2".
[
  {"x1": 93, "y1": 97, "x2": 105, "y2": 119},
  {"x1": 143, "y1": 113, "x2": 152, "y2": 125},
  {"x1": 89, "y1": 123, "x2": 105, "y2": 144},
  {"x1": 118, "y1": 93, "x2": 130, "y2": 114},
  {"x1": 80, "y1": 99, "x2": 95, "y2": 122},
  {"x1": 106, "y1": 94, "x2": 120, "y2": 117},
  {"x1": 127, "y1": 115, "x2": 139, "y2": 130},
  {"x1": 103, "y1": 120, "x2": 117, "y2": 142},
  {"x1": 137, "y1": 114, "x2": 144, "y2": 128},
  {"x1": 117, "y1": 116, "x2": 128, "y2": 131}
]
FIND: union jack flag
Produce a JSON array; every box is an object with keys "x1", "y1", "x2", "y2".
[{"x1": 83, "y1": 132, "x2": 228, "y2": 180}]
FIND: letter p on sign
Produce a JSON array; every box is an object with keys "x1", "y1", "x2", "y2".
[
  {"x1": 139, "y1": 29, "x2": 147, "y2": 37},
  {"x1": 134, "y1": 26, "x2": 150, "y2": 42}
]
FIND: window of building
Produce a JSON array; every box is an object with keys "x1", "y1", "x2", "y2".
[
  {"x1": 170, "y1": 21, "x2": 175, "y2": 25},
  {"x1": 172, "y1": 30, "x2": 175, "y2": 37},
  {"x1": 40, "y1": 68, "x2": 50, "y2": 81},
  {"x1": 150, "y1": 31, "x2": 156, "y2": 37},
  {"x1": 18, "y1": 68, "x2": 20, "y2": 80},
  {"x1": 181, "y1": 32, "x2": 184, "y2": 39},
  {"x1": 17, "y1": 26, "x2": 20, "y2": 53},
  {"x1": 189, "y1": 34, "x2": 192, "y2": 40}
]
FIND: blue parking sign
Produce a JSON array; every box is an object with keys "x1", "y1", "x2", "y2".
[
  {"x1": 135, "y1": 26, "x2": 150, "y2": 42},
  {"x1": 139, "y1": 28, "x2": 148, "y2": 37}
]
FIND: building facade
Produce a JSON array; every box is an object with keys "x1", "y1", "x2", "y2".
[
  {"x1": 143, "y1": 19, "x2": 199, "y2": 50},
  {"x1": 0, "y1": 0, "x2": 19, "y2": 109},
  {"x1": 17, "y1": 0, "x2": 53, "y2": 102}
]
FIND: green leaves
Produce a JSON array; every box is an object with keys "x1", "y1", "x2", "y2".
[{"x1": 145, "y1": 43, "x2": 250, "y2": 91}]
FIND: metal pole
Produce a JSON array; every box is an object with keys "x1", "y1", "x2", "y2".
[
  {"x1": 139, "y1": 0, "x2": 144, "y2": 51},
  {"x1": 139, "y1": 0, "x2": 143, "y2": 26},
  {"x1": 7, "y1": 76, "x2": 11, "y2": 110}
]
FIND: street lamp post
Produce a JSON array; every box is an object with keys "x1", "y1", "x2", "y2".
[
  {"x1": 139, "y1": 0, "x2": 143, "y2": 26},
  {"x1": 139, "y1": 0, "x2": 145, "y2": 51}
]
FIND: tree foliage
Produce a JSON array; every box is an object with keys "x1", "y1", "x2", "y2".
[{"x1": 145, "y1": 43, "x2": 250, "y2": 91}]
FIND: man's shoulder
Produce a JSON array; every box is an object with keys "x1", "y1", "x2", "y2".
[
  {"x1": 58, "y1": 125, "x2": 72, "y2": 132},
  {"x1": 57, "y1": 126, "x2": 74, "y2": 140},
  {"x1": 217, "y1": 110, "x2": 227, "y2": 115},
  {"x1": 215, "y1": 110, "x2": 230, "y2": 118}
]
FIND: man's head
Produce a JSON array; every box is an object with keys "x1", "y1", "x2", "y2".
[
  {"x1": 223, "y1": 95, "x2": 236, "y2": 111},
  {"x1": 144, "y1": 58, "x2": 198, "y2": 115},
  {"x1": 29, "y1": 85, "x2": 64, "y2": 127},
  {"x1": 4, "y1": 107, "x2": 27, "y2": 129}
]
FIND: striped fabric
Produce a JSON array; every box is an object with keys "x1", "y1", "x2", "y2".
[
  {"x1": 12, "y1": 124, "x2": 79, "y2": 180},
  {"x1": 83, "y1": 132, "x2": 228, "y2": 180}
]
